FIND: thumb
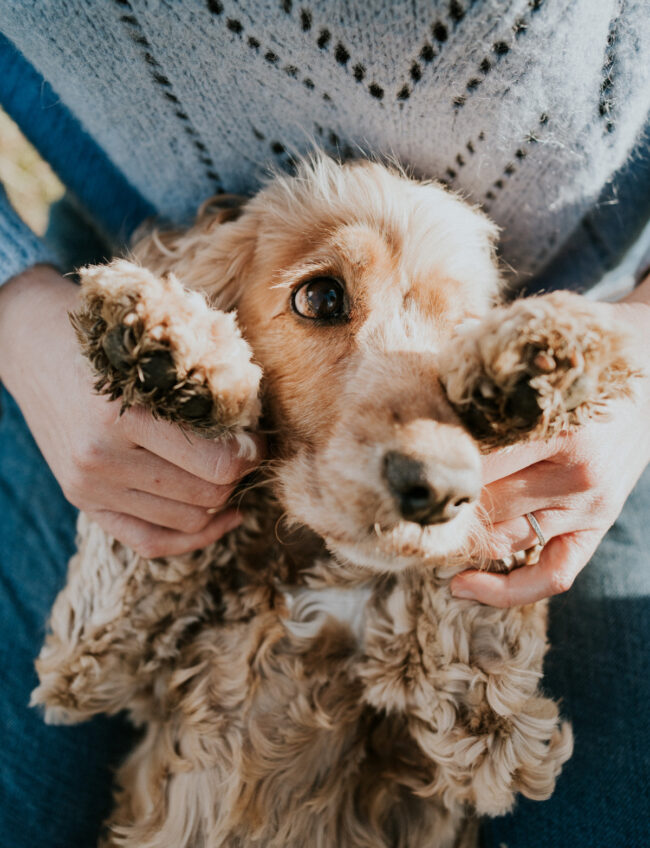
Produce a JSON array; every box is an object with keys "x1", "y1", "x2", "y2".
[{"x1": 450, "y1": 530, "x2": 602, "y2": 607}]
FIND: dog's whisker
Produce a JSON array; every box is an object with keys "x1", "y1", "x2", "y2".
[
  {"x1": 273, "y1": 512, "x2": 292, "y2": 545},
  {"x1": 373, "y1": 521, "x2": 385, "y2": 539}
]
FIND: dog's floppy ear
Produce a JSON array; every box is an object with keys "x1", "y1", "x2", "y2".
[{"x1": 130, "y1": 195, "x2": 256, "y2": 310}]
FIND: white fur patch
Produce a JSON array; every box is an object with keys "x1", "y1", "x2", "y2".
[
  {"x1": 453, "y1": 317, "x2": 482, "y2": 335},
  {"x1": 233, "y1": 431, "x2": 258, "y2": 461},
  {"x1": 282, "y1": 585, "x2": 373, "y2": 646}
]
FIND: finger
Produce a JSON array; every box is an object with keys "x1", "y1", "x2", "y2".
[
  {"x1": 120, "y1": 407, "x2": 264, "y2": 485},
  {"x1": 94, "y1": 488, "x2": 230, "y2": 534},
  {"x1": 486, "y1": 509, "x2": 567, "y2": 559},
  {"x1": 451, "y1": 530, "x2": 602, "y2": 607},
  {"x1": 481, "y1": 462, "x2": 581, "y2": 523},
  {"x1": 481, "y1": 438, "x2": 562, "y2": 486},
  {"x1": 86, "y1": 508, "x2": 243, "y2": 558},
  {"x1": 104, "y1": 449, "x2": 235, "y2": 508}
]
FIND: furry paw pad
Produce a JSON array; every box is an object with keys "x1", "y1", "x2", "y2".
[
  {"x1": 72, "y1": 260, "x2": 261, "y2": 435},
  {"x1": 440, "y1": 292, "x2": 640, "y2": 446}
]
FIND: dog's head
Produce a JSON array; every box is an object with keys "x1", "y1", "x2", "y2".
[{"x1": 140, "y1": 156, "x2": 501, "y2": 570}]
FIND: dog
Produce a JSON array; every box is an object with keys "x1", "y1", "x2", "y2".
[{"x1": 31, "y1": 154, "x2": 638, "y2": 847}]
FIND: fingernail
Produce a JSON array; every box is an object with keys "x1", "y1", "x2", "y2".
[
  {"x1": 206, "y1": 507, "x2": 220, "y2": 514},
  {"x1": 451, "y1": 583, "x2": 477, "y2": 601}
]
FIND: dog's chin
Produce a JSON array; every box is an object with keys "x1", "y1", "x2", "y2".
[
  {"x1": 276, "y1": 457, "x2": 481, "y2": 574},
  {"x1": 324, "y1": 507, "x2": 478, "y2": 574}
]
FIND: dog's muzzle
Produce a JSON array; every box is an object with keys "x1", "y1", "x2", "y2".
[{"x1": 383, "y1": 450, "x2": 480, "y2": 526}]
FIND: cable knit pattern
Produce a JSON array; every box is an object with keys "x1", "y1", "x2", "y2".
[{"x1": 1, "y1": 0, "x2": 649, "y2": 285}]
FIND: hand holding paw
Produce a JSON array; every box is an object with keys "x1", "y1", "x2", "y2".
[
  {"x1": 0, "y1": 266, "x2": 263, "y2": 558},
  {"x1": 451, "y1": 293, "x2": 650, "y2": 607}
]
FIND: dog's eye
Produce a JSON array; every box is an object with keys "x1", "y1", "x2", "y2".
[{"x1": 291, "y1": 277, "x2": 348, "y2": 321}]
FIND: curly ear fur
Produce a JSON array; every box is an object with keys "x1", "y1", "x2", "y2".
[{"x1": 130, "y1": 195, "x2": 256, "y2": 310}]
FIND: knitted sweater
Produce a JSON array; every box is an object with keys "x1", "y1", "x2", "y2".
[{"x1": 1, "y1": 0, "x2": 650, "y2": 291}]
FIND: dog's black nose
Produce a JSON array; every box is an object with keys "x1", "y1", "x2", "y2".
[{"x1": 383, "y1": 451, "x2": 479, "y2": 525}]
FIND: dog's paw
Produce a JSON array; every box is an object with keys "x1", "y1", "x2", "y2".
[
  {"x1": 440, "y1": 292, "x2": 640, "y2": 447},
  {"x1": 468, "y1": 706, "x2": 574, "y2": 816},
  {"x1": 72, "y1": 260, "x2": 262, "y2": 435}
]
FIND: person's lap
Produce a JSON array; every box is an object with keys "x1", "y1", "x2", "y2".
[
  {"x1": 483, "y1": 465, "x2": 650, "y2": 847},
  {"x1": 1, "y1": 384, "x2": 648, "y2": 847},
  {"x1": 0, "y1": 386, "x2": 135, "y2": 848}
]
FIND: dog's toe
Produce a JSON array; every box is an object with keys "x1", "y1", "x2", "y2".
[
  {"x1": 440, "y1": 291, "x2": 640, "y2": 447},
  {"x1": 72, "y1": 259, "x2": 262, "y2": 436}
]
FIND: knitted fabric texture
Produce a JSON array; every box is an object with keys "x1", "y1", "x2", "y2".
[
  {"x1": 1, "y1": 0, "x2": 649, "y2": 286},
  {"x1": 0, "y1": 187, "x2": 58, "y2": 283}
]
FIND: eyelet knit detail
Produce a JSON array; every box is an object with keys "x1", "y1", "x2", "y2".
[
  {"x1": 482, "y1": 113, "x2": 550, "y2": 210},
  {"x1": 599, "y1": 10, "x2": 621, "y2": 134},
  {"x1": 116, "y1": 0, "x2": 224, "y2": 191},
  {"x1": 453, "y1": 0, "x2": 546, "y2": 109},
  {"x1": 3, "y1": 0, "x2": 649, "y2": 287}
]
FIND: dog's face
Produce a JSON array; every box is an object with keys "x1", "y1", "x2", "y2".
[{"x1": 166, "y1": 158, "x2": 502, "y2": 570}]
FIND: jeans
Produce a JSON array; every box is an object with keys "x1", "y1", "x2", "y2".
[
  {"x1": 1, "y1": 383, "x2": 649, "y2": 847},
  {"x1": 0, "y1": 387, "x2": 135, "y2": 847},
  {"x1": 483, "y1": 467, "x2": 650, "y2": 847}
]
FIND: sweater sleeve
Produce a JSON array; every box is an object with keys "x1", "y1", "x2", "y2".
[
  {"x1": 0, "y1": 32, "x2": 153, "y2": 285},
  {"x1": 0, "y1": 183, "x2": 59, "y2": 288}
]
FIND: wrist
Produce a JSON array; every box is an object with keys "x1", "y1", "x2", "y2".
[
  {"x1": 0, "y1": 264, "x2": 82, "y2": 402},
  {"x1": 611, "y1": 278, "x2": 650, "y2": 438},
  {"x1": 621, "y1": 269, "x2": 650, "y2": 304},
  {"x1": 614, "y1": 271, "x2": 650, "y2": 357}
]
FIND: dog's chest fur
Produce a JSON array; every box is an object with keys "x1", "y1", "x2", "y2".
[{"x1": 282, "y1": 583, "x2": 374, "y2": 646}]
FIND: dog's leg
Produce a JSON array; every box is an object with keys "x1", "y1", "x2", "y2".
[
  {"x1": 30, "y1": 512, "x2": 243, "y2": 724},
  {"x1": 360, "y1": 574, "x2": 573, "y2": 818},
  {"x1": 72, "y1": 259, "x2": 261, "y2": 437},
  {"x1": 440, "y1": 291, "x2": 641, "y2": 448}
]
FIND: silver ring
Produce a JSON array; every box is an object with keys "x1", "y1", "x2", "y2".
[{"x1": 525, "y1": 512, "x2": 546, "y2": 547}]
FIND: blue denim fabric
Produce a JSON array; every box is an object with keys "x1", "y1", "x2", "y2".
[
  {"x1": 0, "y1": 387, "x2": 136, "y2": 848},
  {"x1": 482, "y1": 466, "x2": 650, "y2": 848}
]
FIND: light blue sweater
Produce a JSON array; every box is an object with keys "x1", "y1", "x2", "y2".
[{"x1": 1, "y1": 0, "x2": 650, "y2": 292}]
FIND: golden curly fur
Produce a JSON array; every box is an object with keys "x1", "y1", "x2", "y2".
[{"x1": 32, "y1": 155, "x2": 639, "y2": 848}]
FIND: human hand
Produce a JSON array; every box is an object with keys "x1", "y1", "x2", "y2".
[
  {"x1": 451, "y1": 289, "x2": 650, "y2": 608},
  {"x1": 0, "y1": 266, "x2": 263, "y2": 557}
]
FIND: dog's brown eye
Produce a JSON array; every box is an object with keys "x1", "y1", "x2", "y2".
[{"x1": 291, "y1": 277, "x2": 347, "y2": 321}]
